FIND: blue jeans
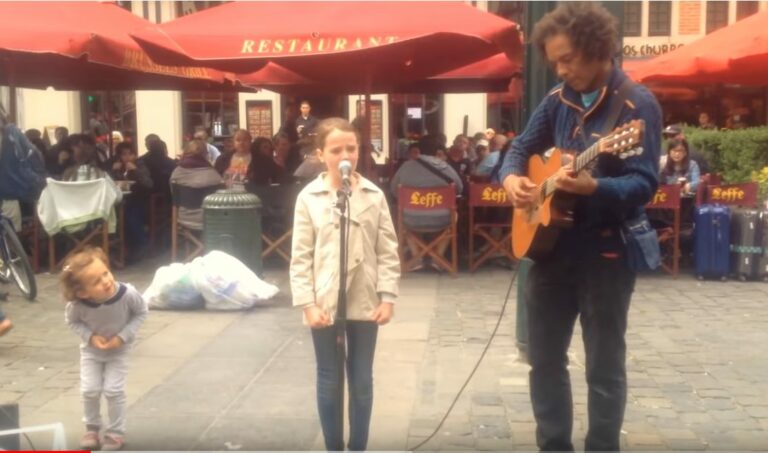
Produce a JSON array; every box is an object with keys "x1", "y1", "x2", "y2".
[{"x1": 311, "y1": 321, "x2": 378, "y2": 451}]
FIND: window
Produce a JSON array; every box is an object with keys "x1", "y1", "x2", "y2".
[
  {"x1": 81, "y1": 91, "x2": 137, "y2": 147},
  {"x1": 706, "y1": 1, "x2": 729, "y2": 33},
  {"x1": 389, "y1": 94, "x2": 443, "y2": 147},
  {"x1": 648, "y1": 1, "x2": 672, "y2": 36},
  {"x1": 623, "y1": 1, "x2": 642, "y2": 37},
  {"x1": 181, "y1": 91, "x2": 238, "y2": 141},
  {"x1": 737, "y1": 1, "x2": 759, "y2": 20},
  {"x1": 176, "y1": 1, "x2": 226, "y2": 17}
]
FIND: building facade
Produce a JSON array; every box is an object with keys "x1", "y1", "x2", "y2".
[
  {"x1": 622, "y1": 1, "x2": 768, "y2": 127},
  {"x1": 623, "y1": 0, "x2": 767, "y2": 61}
]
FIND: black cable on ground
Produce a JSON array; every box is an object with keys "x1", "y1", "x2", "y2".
[{"x1": 408, "y1": 265, "x2": 520, "y2": 451}]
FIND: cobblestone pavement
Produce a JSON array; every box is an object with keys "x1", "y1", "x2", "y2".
[
  {"x1": 0, "y1": 259, "x2": 766, "y2": 451},
  {"x1": 406, "y1": 269, "x2": 768, "y2": 452}
]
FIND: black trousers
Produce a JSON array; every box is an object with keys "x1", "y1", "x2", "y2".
[{"x1": 525, "y1": 232, "x2": 636, "y2": 452}]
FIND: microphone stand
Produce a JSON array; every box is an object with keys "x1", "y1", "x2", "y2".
[{"x1": 334, "y1": 181, "x2": 351, "y2": 450}]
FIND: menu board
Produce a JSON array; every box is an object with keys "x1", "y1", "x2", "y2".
[
  {"x1": 356, "y1": 99, "x2": 383, "y2": 155},
  {"x1": 246, "y1": 100, "x2": 273, "y2": 139}
]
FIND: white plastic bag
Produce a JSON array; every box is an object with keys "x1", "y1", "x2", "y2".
[
  {"x1": 143, "y1": 262, "x2": 205, "y2": 310},
  {"x1": 190, "y1": 251, "x2": 279, "y2": 310}
]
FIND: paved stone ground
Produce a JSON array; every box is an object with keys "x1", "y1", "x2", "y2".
[{"x1": 0, "y1": 258, "x2": 767, "y2": 451}]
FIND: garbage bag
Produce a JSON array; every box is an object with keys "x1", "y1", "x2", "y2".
[
  {"x1": 143, "y1": 262, "x2": 205, "y2": 310},
  {"x1": 190, "y1": 250, "x2": 279, "y2": 311}
]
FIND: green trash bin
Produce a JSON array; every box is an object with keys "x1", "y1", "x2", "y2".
[
  {"x1": 203, "y1": 189, "x2": 263, "y2": 275},
  {"x1": 516, "y1": 258, "x2": 533, "y2": 356}
]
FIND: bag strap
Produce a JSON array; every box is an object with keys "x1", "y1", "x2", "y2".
[
  {"x1": 415, "y1": 156, "x2": 454, "y2": 185},
  {"x1": 578, "y1": 76, "x2": 634, "y2": 146},
  {"x1": 600, "y1": 77, "x2": 634, "y2": 136}
]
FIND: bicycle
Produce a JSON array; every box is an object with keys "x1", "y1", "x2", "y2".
[{"x1": 0, "y1": 211, "x2": 37, "y2": 301}]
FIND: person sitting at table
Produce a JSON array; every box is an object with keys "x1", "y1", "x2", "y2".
[
  {"x1": 247, "y1": 136, "x2": 288, "y2": 186},
  {"x1": 110, "y1": 142, "x2": 153, "y2": 191},
  {"x1": 139, "y1": 135, "x2": 176, "y2": 198},
  {"x1": 56, "y1": 134, "x2": 122, "y2": 241},
  {"x1": 62, "y1": 134, "x2": 122, "y2": 202},
  {"x1": 215, "y1": 129, "x2": 255, "y2": 188},
  {"x1": 170, "y1": 139, "x2": 224, "y2": 230},
  {"x1": 110, "y1": 142, "x2": 153, "y2": 262},
  {"x1": 660, "y1": 138, "x2": 700, "y2": 197},
  {"x1": 390, "y1": 144, "x2": 463, "y2": 271},
  {"x1": 273, "y1": 132, "x2": 302, "y2": 176}
]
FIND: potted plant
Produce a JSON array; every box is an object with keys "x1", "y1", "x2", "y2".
[{"x1": 752, "y1": 165, "x2": 768, "y2": 209}]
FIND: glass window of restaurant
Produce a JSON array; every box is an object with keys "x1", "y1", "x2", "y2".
[
  {"x1": 389, "y1": 94, "x2": 443, "y2": 160},
  {"x1": 176, "y1": 1, "x2": 237, "y2": 148},
  {"x1": 181, "y1": 91, "x2": 239, "y2": 146},
  {"x1": 81, "y1": 91, "x2": 137, "y2": 142}
]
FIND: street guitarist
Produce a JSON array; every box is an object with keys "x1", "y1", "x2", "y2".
[{"x1": 500, "y1": 3, "x2": 661, "y2": 451}]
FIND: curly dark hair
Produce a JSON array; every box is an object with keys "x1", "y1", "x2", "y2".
[{"x1": 531, "y1": 2, "x2": 619, "y2": 63}]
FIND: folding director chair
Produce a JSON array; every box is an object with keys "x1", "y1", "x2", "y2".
[
  {"x1": 397, "y1": 184, "x2": 458, "y2": 276},
  {"x1": 646, "y1": 184, "x2": 682, "y2": 278},
  {"x1": 468, "y1": 182, "x2": 515, "y2": 272},
  {"x1": 36, "y1": 178, "x2": 118, "y2": 270}
]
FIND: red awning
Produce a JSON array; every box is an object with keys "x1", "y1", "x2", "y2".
[
  {"x1": 0, "y1": 1, "x2": 240, "y2": 91},
  {"x1": 130, "y1": 1, "x2": 522, "y2": 92},
  {"x1": 235, "y1": 53, "x2": 521, "y2": 95},
  {"x1": 628, "y1": 10, "x2": 768, "y2": 86}
]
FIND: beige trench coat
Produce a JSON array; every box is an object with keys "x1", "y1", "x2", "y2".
[{"x1": 290, "y1": 173, "x2": 401, "y2": 323}]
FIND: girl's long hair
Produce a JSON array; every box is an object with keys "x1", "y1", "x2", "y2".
[{"x1": 661, "y1": 138, "x2": 690, "y2": 178}]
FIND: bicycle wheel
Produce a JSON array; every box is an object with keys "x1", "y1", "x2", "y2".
[
  {"x1": 0, "y1": 248, "x2": 9, "y2": 284},
  {"x1": 0, "y1": 219, "x2": 37, "y2": 301},
  {"x1": 0, "y1": 225, "x2": 12, "y2": 285}
]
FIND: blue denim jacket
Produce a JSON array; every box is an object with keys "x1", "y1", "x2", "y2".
[{"x1": 499, "y1": 65, "x2": 662, "y2": 235}]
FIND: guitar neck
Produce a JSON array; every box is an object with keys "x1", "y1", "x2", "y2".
[{"x1": 540, "y1": 141, "x2": 600, "y2": 200}]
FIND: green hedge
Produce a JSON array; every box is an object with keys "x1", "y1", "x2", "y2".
[{"x1": 683, "y1": 127, "x2": 768, "y2": 185}]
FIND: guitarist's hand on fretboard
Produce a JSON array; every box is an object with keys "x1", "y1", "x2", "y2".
[
  {"x1": 553, "y1": 162, "x2": 599, "y2": 196},
  {"x1": 503, "y1": 174, "x2": 537, "y2": 209}
]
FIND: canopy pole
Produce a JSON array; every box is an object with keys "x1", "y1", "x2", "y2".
[
  {"x1": 360, "y1": 69, "x2": 373, "y2": 176},
  {"x1": 7, "y1": 57, "x2": 18, "y2": 123},
  {"x1": 106, "y1": 90, "x2": 114, "y2": 159},
  {"x1": 364, "y1": 92, "x2": 372, "y2": 176}
]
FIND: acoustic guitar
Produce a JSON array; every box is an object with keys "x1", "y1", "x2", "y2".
[{"x1": 511, "y1": 119, "x2": 645, "y2": 261}]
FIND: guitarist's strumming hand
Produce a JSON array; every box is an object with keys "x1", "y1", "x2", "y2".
[{"x1": 503, "y1": 174, "x2": 537, "y2": 209}]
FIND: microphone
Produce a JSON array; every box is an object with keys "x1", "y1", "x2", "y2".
[{"x1": 339, "y1": 159, "x2": 353, "y2": 188}]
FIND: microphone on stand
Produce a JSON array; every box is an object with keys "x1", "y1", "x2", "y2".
[{"x1": 339, "y1": 159, "x2": 353, "y2": 195}]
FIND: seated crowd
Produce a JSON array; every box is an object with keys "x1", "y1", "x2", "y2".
[
  {"x1": 16, "y1": 117, "x2": 731, "y2": 275},
  {"x1": 5, "y1": 121, "x2": 324, "y2": 268}
]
